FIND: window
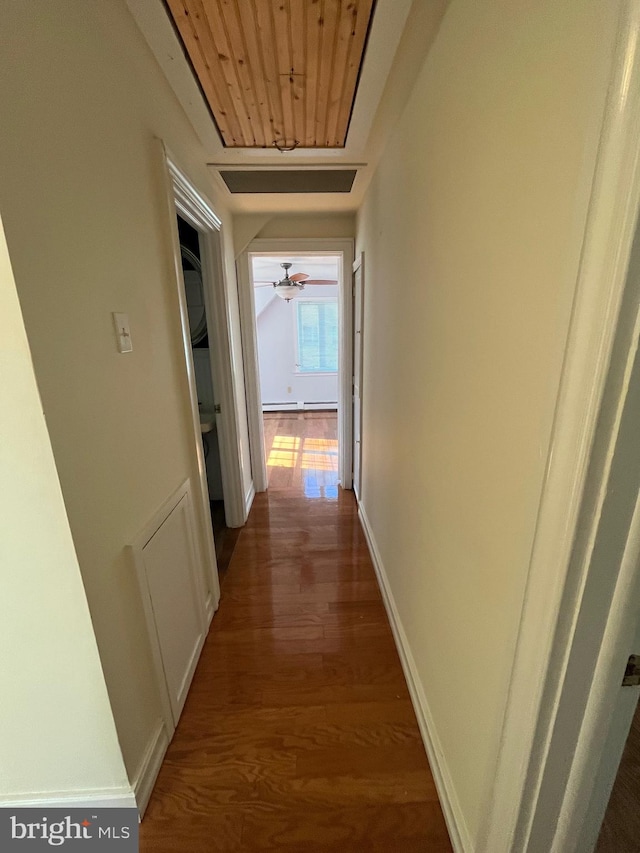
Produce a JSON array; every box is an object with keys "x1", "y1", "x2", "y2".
[{"x1": 295, "y1": 299, "x2": 338, "y2": 373}]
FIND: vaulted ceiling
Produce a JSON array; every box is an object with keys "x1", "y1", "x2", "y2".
[
  {"x1": 164, "y1": 0, "x2": 376, "y2": 150},
  {"x1": 127, "y1": 0, "x2": 449, "y2": 212}
]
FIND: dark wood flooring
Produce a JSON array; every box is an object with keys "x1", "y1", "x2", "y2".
[
  {"x1": 140, "y1": 412, "x2": 452, "y2": 852},
  {"x1": 210, "y1": 499, "x2": 241, "y2": 582}
]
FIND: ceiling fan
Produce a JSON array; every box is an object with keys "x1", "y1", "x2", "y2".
[{"x1": 254, "y1": 262, "x2": 338, "y2": 302}]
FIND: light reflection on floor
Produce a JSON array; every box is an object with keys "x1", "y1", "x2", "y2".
[{"x1": 266, "y1": 434, "x2": 339, "y2": 499}]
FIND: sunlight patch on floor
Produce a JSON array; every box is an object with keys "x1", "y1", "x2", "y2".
[
  {"x1": 263, "y1": 416, "x2": 340, "y2": 499},
  {"x1": 267, "y1": 435, "x2": 338, "y2": 473},
  {"x1": 266, "y1": 435, "x2": 301, "y2": 468}
]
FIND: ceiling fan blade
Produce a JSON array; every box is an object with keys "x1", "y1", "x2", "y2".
[{"x1": 253, "y1": 276, "x2": 337, "y2": 287}]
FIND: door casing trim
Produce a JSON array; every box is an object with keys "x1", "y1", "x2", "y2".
[{"x1": 238, "y1": 238, "x2": 355, "y2": 492}]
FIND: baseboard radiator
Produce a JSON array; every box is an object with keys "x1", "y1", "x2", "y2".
[{"x1": 262, "y1": 401, "x2": 338, "y2": 412}]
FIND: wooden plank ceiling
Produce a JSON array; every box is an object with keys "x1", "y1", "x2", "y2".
[{"x1": 165, "y1": 0, "x2": 376, "y2": 149}]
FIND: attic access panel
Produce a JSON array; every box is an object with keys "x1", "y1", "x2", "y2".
[
  {"x1": 219, "y1": 169, "x2": 356, "y2": 193},
  {"x1": 165, "y1": 0, "x2": 376, "y2": 149}
]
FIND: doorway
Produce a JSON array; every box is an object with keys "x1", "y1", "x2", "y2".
[
  {"x1": 352, "y1": 253, "x2": 364, "y2": 502},
  {"x1": 238, "y1": 238, "x2": 354, "y2": 495},
  {"x1": 161, "y1": 147, "x2": 247, "y2": 624},
  {"x1": 249, "y1": 252, "x2": 342, "y2": 497},
  {"x1": 177, "y1": 216, "x2": 240, "y2": 577}
]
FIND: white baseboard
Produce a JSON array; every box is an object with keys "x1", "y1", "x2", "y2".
[
  {"x1": 358, "y1": 503, "x2": 473, "y2": 853},
  {"x1": 205, "y1": 587, "x2": 221, "y2": 627},
  {"x1": 205, "y1": 591, "x2": 214, "y2": 626},
  {"x1": 262, "y1": 403, "x2": 298, "y2": 412},
  {"x1": 303, "y1": 403, "x2": 338, "y2": 411},
  {"x1": 245, "y1": 482, "x2": 256, "y2": 519},
  {"x1": 0, "y1": 789, "x2": 136, "y2": 810},
  {"x1": 131, "y1": 720, "x2": 170, "y2": 818},
  {"x1": 261, "y1": 403, "x2": 338, "y2": 412}
]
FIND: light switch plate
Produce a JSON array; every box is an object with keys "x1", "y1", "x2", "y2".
[{"x1": 112, "y1": 312, "x2": 133, "y2": 353}]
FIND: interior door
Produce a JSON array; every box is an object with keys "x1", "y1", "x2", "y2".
[{"x1": 352, "y1": 255, "x2": 364, "y2": 500}]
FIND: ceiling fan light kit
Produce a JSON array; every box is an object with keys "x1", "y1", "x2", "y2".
[
  {"x1": 273, "y1": 262, "x2": 305, "y2": 301},
  {"x1": 255, "y1": 263, "x2": 338, "y2": 299}
]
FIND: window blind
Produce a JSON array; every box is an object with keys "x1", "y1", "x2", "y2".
[{"x1": 296, "y1": 300, "x2": 338, "y2": 373}]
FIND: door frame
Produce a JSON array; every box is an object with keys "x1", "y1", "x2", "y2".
[
  {"x1": 480, "y1": 6, "x2": 640, "y2": 851},
  {"x1": 352, "y1": 252, "x2": 364, "y2": 502},
  {"x1": 159, "y1": 143, "x2": 246, "y2": 618},
  {"x1": 237, "y1": 238, "x2": 354, "y2": 492}
]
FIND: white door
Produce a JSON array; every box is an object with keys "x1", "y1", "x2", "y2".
[{"x1": 352, "y1": 255, "x2": 364, "y2": 500}]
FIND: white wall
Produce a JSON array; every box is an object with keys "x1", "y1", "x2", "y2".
[
  {"x1": 356, "y1": 0, "x2": 621, "y2": 846},
  {"x1": 0, "y1": 214, "x2": 130, "y2": 802},
  {"x1": 234, "y1": 213, "x2": 356, "y2": 257},
  {"x1": 255, "y1": 214, "x2": 356, "y2": 241},
  {"x1": 256, "y1": 285, "x2": 339, "y2": 407},
  {"x1": 0, "y1": 0, "x2": 251, "y2": 783}
]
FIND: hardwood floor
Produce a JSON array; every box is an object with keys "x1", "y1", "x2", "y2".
[
  {"x1": 263, "y1": 411, "x2": 339, "y2": 496},
  {"x1": 140, "y1": 412, "x2": 452, "y2": 852},
  {"x1": 210, "y1": 500, "x2": 241, "y2": 582}
]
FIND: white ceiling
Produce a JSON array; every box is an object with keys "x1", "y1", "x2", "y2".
[{"x1": 126, "y1": 0, "x2": 449, "y2": 215}]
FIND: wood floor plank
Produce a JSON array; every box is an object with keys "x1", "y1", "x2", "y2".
[
  {"x1": 178, "y1": 703, "x2": 329, "y2": 734},
  {"x1": 252, "y1": 770, "x2": 438, "y2": 807},
  {"x1": 140, "y1": 814, "x2": 243, "y2": 851},
  {"x1": 240, "y1": 801, "x2": 450, "y2": 851},
  {"x1": 209, "y1": 625, "x2": 325, "y2": 644},
  {"x1": 164, "y1": 721, "x2": 422, "y2": 757},
  {"x1": 139, "y1": 412, "x2": 452, "y2": 852},
  {"x1": 196, "y1": 650, "x2": 326, "y2": 674},
  {"x1": 324, "y1": 699, "x2": 420, "y2": 726},
  {"x1": 222, "y1": 580, "x2": 383, "y2": 606},
  {"x1": 258, "y1": 682, "x2": 412, "y2": 709},
  {"x1": 295, "y1": 743, "x2": 433, "y2": 779}
]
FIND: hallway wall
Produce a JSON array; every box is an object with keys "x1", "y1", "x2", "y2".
[
  {"x1": 0, "y1": 0, "x2": 250, "y2": 784},
  {"x1": 233, "y1": 213, "x2": 356, "y2": 257},
  {"x1": 254, "y1": 214, "x2": 356, "y2": 241},
  {"x1": 0, "y1": 214, "x2": 130, "y2": 802},
  {"x1": 355, "y1": 0, "x2": 622, "y2": 845}
]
